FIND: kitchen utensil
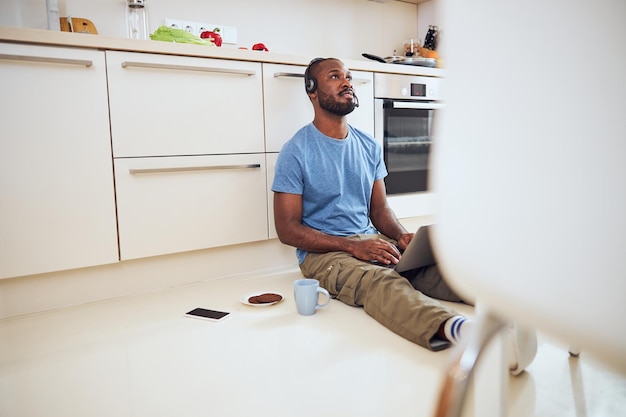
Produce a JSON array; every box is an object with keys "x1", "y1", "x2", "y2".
[
  {"x1": 403, "y1": 39, "x2": 418, "y2": 57},
  {"x1": 362, "y1": 53, "x2": 386, "y2": 63},
  {"x1": 60, "y1": 17, "x2": 98, "y2": 34},
  {"x1": 423, "y1": 25, "x2": 439, "y2": 50},
  {"x1": 362, "y1": 53, "x2": 436, "y2": 67}
]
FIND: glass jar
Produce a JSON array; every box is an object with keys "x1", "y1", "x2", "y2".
[{"x1": 126, "y1": 0, "x2": 148, "y2": 40}]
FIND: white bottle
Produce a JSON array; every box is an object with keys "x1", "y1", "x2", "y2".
[
  {"x1": 46, "y1": 0, "x2": 60, "y2": 30},
  {"x1": 127, "y1": 0, "x2": 148, "y2": 40}
]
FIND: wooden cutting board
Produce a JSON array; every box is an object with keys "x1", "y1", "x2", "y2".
[{"x1": 60, "y1": 17, "x2": 98, "y2": 34}]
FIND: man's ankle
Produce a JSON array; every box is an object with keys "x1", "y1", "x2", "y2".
[{"x1": 442, "y1": 315, "x2": 472, "y2": 344}]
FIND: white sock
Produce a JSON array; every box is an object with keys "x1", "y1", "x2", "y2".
[{"x1": 443, "y1": 315, "x2": 473, "y2": 344}]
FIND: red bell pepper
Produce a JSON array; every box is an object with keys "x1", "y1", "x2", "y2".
[
  {"x1": 200, "y1": 30, "x2": 223, "y2": 47},
  {"x1": 252, "y1": 43, "x2": 269, "y2": 52}
]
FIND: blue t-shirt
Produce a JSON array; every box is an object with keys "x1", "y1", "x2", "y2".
[{"x1": 272, "y1": 123, "x2": 388, "y2": 263}]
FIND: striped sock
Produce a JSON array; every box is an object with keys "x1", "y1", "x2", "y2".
[{"x1": 443, "y1": 315, "x2": 472, "y2": 344}]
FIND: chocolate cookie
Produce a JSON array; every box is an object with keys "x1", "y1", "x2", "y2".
[{"x1": 248, "y1": 293, "x2": 282, "y2": 304}]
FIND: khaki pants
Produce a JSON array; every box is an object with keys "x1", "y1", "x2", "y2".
[{"x1": 299, "y1": 234, "x2": 465, "y2": 350}]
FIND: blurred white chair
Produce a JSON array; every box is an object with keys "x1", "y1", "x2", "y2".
[{"x1": 431, "y1": 1, "x2": 626, "y2": 416}]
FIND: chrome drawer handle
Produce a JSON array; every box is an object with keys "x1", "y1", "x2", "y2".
[
  {"x1": 0, "y1": 53, "x2": 93, "y2": 67},
  {"x1": 274, "y1": 72, "x2": 304, "y2": 78},
  {"x1": 129, "y1": 164, "x2": 262, "y2": 175},
  {"x1": 273, "y1": 72, "x2": 371, "y2": 85},
  {"x1": 121, "y1": 61, "x2": 256, "y2": 76}
]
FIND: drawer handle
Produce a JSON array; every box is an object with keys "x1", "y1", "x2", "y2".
[
  {"x1": 129, "y1": 164, "x2": 262, "y2": 175},
  {"x1": 0, "y1": 53, "x2": 93, "y2": 67},
  {"x1": 121, "y1": 61, "x2": 256, "y2": 76},
  {"x1": 274, "y1": 72, "x2": 304, "y2": 78},
  {"x1": 274, "y1": 72, "x2": 370, "y2": 85}
]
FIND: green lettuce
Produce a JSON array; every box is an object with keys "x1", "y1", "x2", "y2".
[{"x1": 149, "y1": 26, "x2": 214, "y2": 45}]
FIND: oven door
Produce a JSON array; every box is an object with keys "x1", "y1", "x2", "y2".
[{"x1": 375, "y1": 99, "x2": 443, "y2": 195}]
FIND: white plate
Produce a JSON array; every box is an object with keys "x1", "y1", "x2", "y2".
[{"x1": 240, "y1": 292, "x2": 284, "y2": 307}]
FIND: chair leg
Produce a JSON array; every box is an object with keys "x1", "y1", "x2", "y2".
[{"x1": 433, "y1": 310, "x2": 508, "y2": 417}]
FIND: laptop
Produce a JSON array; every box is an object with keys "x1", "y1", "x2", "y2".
[{"x1": 374, "y1": 225, "x2": 435, "y2": 272}]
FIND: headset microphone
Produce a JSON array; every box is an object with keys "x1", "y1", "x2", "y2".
[{"x1": 353, "y1": 91, "x2": 359, "y2": 108}]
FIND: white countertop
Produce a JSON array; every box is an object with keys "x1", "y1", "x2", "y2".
[{"x1": 0, "y1": 25, "x2": 445, "y2": 77}]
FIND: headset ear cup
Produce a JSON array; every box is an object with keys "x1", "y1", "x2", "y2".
[
  {"x1": 305, "y1": 57, "x2": 326, "y2": 93},
  {"x1": 306, "y1": 76, "x2": 317, "y2": 93}
]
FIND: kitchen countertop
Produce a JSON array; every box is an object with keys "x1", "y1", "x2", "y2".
[{"x1": 0, "y1": 25, "x2": 445, "y2": 77}]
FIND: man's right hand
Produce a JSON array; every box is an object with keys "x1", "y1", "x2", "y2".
[{"x1": 351, "y1": 238, "x2": 402, "y2": 266}]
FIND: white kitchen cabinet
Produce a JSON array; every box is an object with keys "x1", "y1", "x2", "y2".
[
  {"x1": 107, "y1": 51, "x2": 269, "y2": 260},
  {"x1": 0, "y1": 43, "x2": 119, "y2": 279},
  {"x1": 114, "y1": 154, "x2": 268, "y2": 260},
  {"x1": 106, "y1": 51, "x2": 264, "y2": 157},
  {"x1": 263, "y1": 63, "x2": 374, "y2": 152}
]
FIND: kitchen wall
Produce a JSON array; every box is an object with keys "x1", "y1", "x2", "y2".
[
  {"x1": 53, "y1": 0, "x2": 421, "y2": 60},
  {"x1": 417, "y1": 0, "x2": 436, "y2": 47}
]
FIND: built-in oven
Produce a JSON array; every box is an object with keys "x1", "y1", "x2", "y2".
[{"x1": 374, "y1": 73, "x2": 442, "y2": 217}]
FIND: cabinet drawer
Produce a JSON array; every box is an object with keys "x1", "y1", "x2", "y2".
[
  {"x1": 107, "y1": 51, "x2": 264, "y2": 157},
  {"x1": 263, "y1": 63, "x2": 374, "y2": 152},
  {"x1": 114, "y1": 154, "x2": 268, "y2": 260}
]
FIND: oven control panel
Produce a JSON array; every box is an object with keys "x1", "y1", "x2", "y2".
[{"x1": 373, "y1": 73, "x2": 440, "y2": 101}]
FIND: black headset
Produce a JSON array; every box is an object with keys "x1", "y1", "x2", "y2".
[
  {"x1": 304, "y1": 57, "x2": 327, "y2": 94},
  {"x1": 304, "y1": 57, "x2": 359, "y2": 107}
]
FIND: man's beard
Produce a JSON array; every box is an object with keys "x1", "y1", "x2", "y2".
[{"x1": 317, "y1": 90, "x2": 357, "y2": 116}]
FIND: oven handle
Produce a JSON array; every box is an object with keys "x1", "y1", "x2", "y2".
[{"x1": 391, "y1": 102, "x2": 445, "y2": 110}]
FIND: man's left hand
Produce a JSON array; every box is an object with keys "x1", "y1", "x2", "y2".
[{"x1": 397, "y1": 233, "x2": 414, "y2": 251}]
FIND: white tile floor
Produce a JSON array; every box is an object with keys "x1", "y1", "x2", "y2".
[{"x1": 1, "y1": 268, "x2": 625, "y2": 417}]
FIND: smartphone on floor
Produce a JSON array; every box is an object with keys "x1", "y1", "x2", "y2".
[{"x1": 185, "y1": 307, "x2": 230, "y2": 322}]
